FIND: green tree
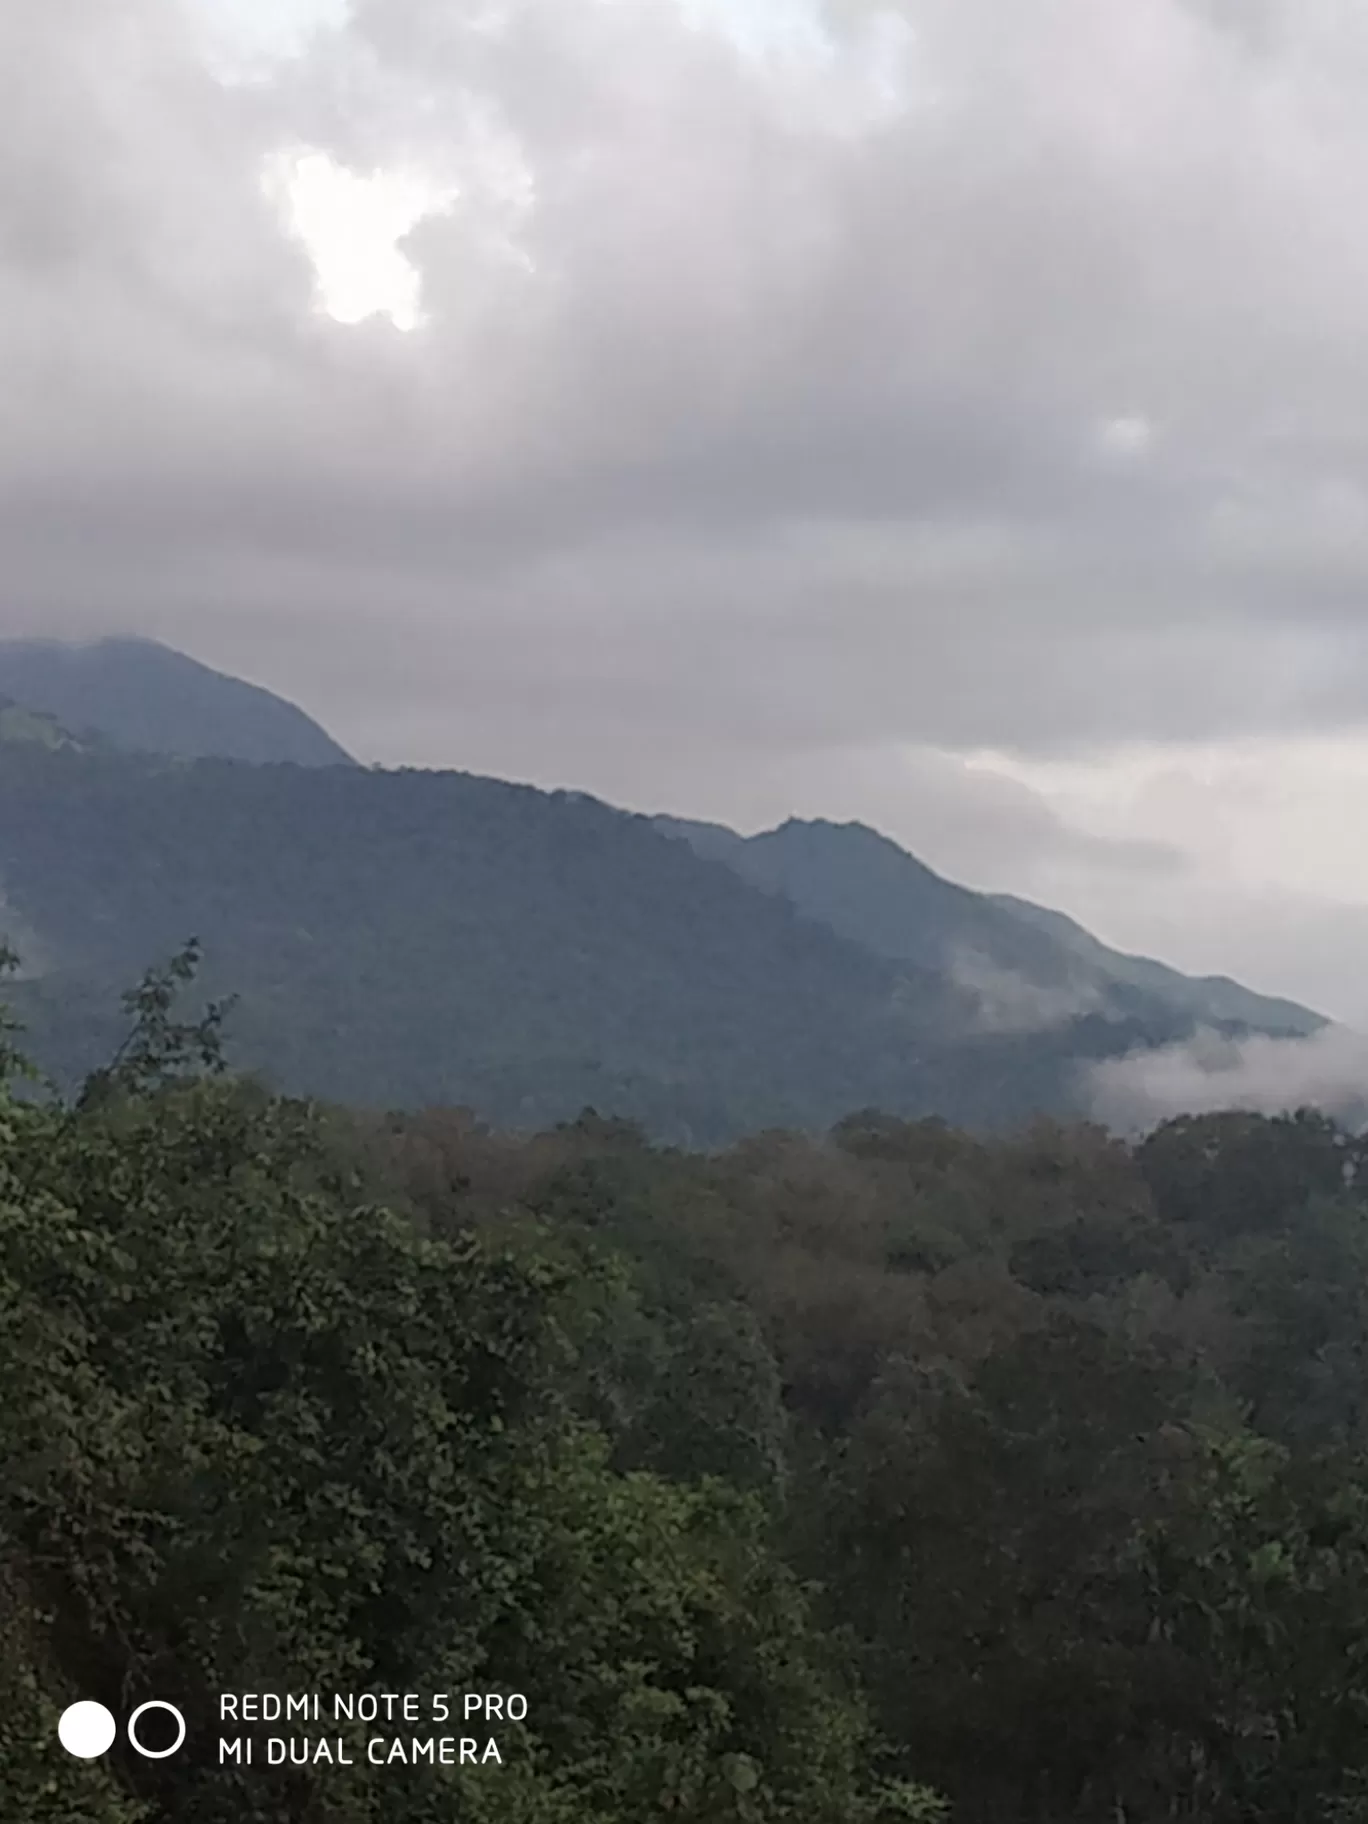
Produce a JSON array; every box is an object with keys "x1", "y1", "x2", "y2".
[{"x1": 0, "y1": 951, "x2": 922, "y2": 1823}]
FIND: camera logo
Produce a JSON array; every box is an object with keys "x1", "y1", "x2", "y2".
[{"x1": 59, "y1": 1700, "x2": 187, "y2": 1760}]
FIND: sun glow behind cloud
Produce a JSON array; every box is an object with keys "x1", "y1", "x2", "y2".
[
  {"x1": 222, "y1": 0, "x2": 909, "y2": 333},
  {"x1": 264, "y1": 151, "x2": 456, "y2": 330},
  {"x1": 228, "y1": 0, "x2": 910, "y2": 334}
]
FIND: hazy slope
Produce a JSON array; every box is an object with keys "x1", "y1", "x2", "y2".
[
  {"x1": 0, "y1": 699, "x2": 92, "y2": 753},
  {"x1": 655, "y1": 814, "x2": 1325, "y2": 1040},
  {"x1": 988, "y1": 891, "x2": 1323, "y2": 1037},
  {"x1": 0, "y1": 637, "x2": 354, "y2": 767}
]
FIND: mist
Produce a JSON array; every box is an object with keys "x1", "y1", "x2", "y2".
[
  {"x1": 1087, "y1": 1022, "x2": 1368, "y2": 1135},
  {"x1": 946, "y1": 946, "x2": 1103, "y2": 1035}
]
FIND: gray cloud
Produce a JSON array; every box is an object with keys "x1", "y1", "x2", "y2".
[
  {"x1": 4, "y1": 0, "x2": 1368, "y2": 1021},
  {"x1": 7, "y1": 0, "x2": 1368, "y2": 745}
]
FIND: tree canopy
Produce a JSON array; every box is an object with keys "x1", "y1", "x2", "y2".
[{"x1": 7, "y1": 950, "x2": 1368, "y2": 1820}]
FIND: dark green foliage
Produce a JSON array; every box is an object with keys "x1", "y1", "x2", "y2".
[
  {"x1": 8, "y1": 951, "x2": 1368, "y2": 1821},
  {"x1": 375, "y1": 1092, "x2": 1368, "y2": 1821},
  {"x1": 0, "y1": 955, "x2": 916, "y2": 1824},
  {"x1": 1137, "y1": 1107, "x2": 1365, "y2": 1240}
]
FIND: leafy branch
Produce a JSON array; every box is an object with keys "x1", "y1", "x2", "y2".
[{"x1": 78, "y1": 938, "x2": 238, "y2": 1108}]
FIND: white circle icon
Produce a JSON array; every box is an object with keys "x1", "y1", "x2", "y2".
[
  {"x1": 127, "y1": 1700, "x2": 187, "y2": 1760},
  {"x1": 59, "y1": 1701, "x2": 117, "y2": 1759}
]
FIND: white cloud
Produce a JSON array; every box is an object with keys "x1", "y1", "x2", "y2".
[
  {"x1": 265, "y1": 149, "x2": 456, "y2": 328},
  {"x1": 1088, "y1": 1024, "x2": 1368, "y2": 1134},
  {"x1": 977, "y1": 736, "x2": 1368, "y2": 908}
]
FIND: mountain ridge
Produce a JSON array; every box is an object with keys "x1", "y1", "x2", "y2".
[
  {"x1": 0, "y1": 741, "x2": 1258, "y2": 1144},
  {"x1": 653, "y1": 812, "x2": 1325, "y2": 1042},
  {"x1": 0, "y1": 639, "x2": 1326, "y2": 1140}
]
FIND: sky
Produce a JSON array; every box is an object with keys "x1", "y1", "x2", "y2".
[{"x1": 7, "y1": 0, "x2": 1368, "y2": 1029}]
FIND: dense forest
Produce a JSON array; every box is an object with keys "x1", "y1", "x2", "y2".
[
  {"x1": 0, "y1": 739, "x2": 1321, "y2": 1143},
  {"x1": 7, "y1": 949, "x2": 1368, "y2": 1820}
]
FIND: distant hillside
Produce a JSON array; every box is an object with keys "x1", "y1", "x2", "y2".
[
  {"x1": 987, "y1": 891, "x2": 1322, "y2": 1038},
  {"x1": 655, "y1": 814, "x2": 1325, "y2": 1042},
  {"x1": 0, "y1": 638, "x2": 353, "y2": 766},
  {"x1": 0, "y1": 698, "x2": 87, "y2": 753},
  {"x1": 0, "y1": 746, "x2": 1237, "y2": 1144}
]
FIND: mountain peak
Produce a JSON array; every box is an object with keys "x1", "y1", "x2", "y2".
[
  {"x1": 660, "y1": 810, "x2": 1324, "y2": 1043},
  {"x1": 0, "y1": 636, "x2": 354, "y2": 768}
]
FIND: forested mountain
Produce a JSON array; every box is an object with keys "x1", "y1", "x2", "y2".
[
  {"x1": 0, "y1": 676, "x2": 1358, "y2": 1824},
  {"x1": 0, "y1": 740, "x2": 1309, "y2": 1140},
  {"x1": 656, "y1": 813, "x2": 1324, "y2": 1038},
  {"x1": 0, "y1": 636, "x2": 354, "y2": 766},
  {"x1": 0, "y1": 743, "x2": 980, "y2": 1138}
]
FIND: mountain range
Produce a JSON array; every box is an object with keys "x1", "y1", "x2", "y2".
[
  {"x1": 653, "y1": 814, "x2": 1321, "y2": 1040},
  {"x1": 0, "y1": 636, "x2": 1325, "y2": 1140}
]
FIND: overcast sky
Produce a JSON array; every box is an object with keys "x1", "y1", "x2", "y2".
[{"x1": 6, "y1": 0, "x2": 1368, "y2": 1022}]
